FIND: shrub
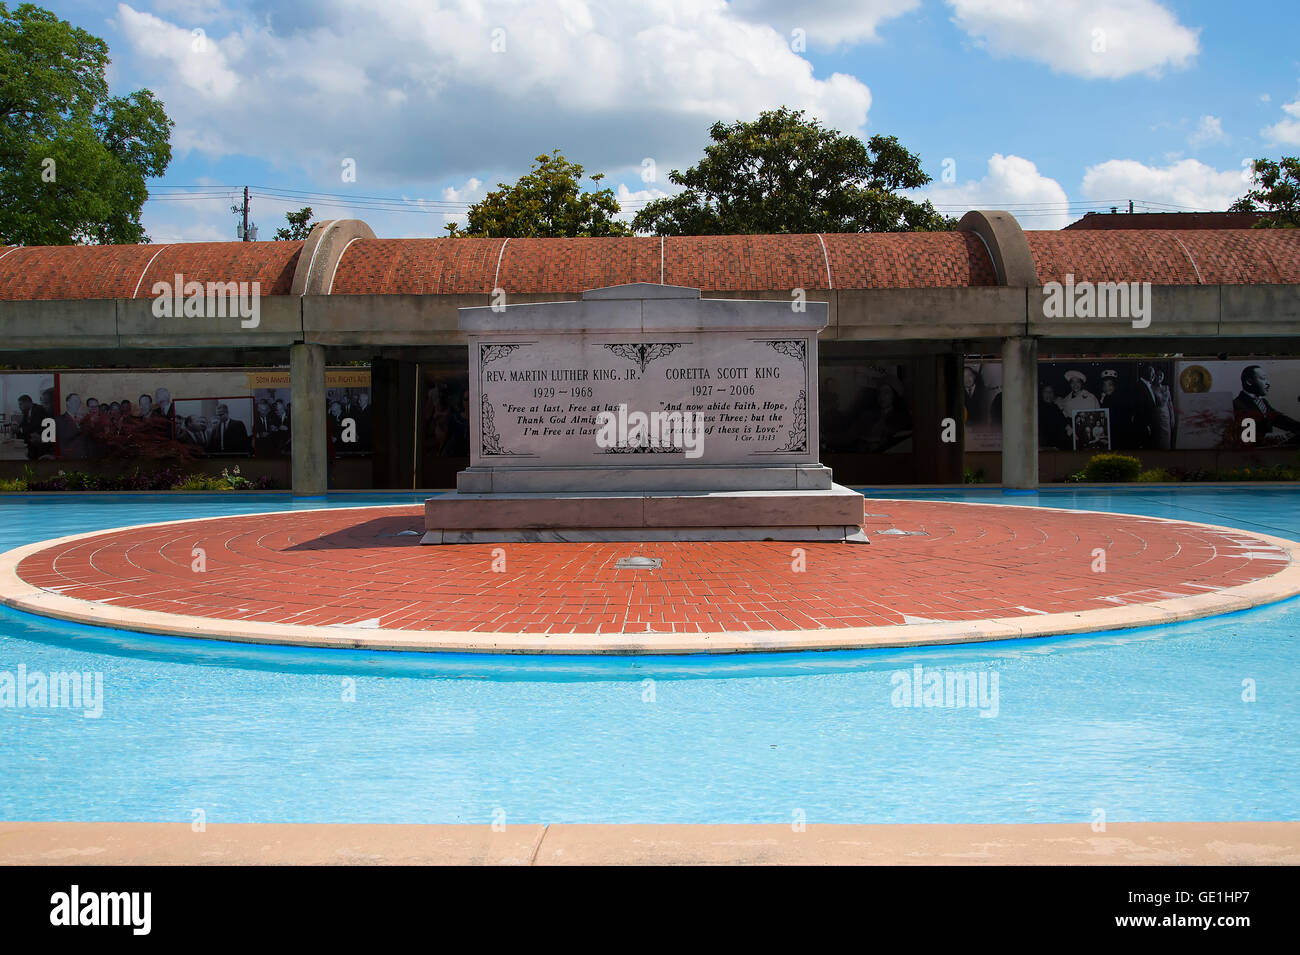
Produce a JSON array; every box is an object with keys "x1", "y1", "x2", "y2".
[
  {"x1": 1214, "y1": 464, "x2": 1300, "y2": 482},
  {"x1": 171, "y1": 473, "x2": 228, "y2": 491},
  {"x1": 27, "y1": 470, "x2": 97, "y2": 491},
  {"x1": 1137, "y1": 468, "x2": 1174, "y2": 483},
  {"x1": 169, "y1": 466, "x2": 279, "y2": 491},
  {"x1": 6, "y1": 465, "x2": 279, "y2": 492},
  {"x1": 1079, "y1": 453, "x2": 1142, "y2": 483}
]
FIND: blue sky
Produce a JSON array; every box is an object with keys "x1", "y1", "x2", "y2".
[{"x1": 34, "y1": 0, "x2": 1300, "y2": 240}]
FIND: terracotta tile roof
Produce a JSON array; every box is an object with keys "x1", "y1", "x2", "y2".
[
  {"x1": 0, "y1": 229, "x2": 1295, "y2": 302},
  {"x1": 822, "y1": 232, "x2": 997, "y2": 288},
  {"x1": 330, "y1": 232, "x2": 998, "y2": 294},
  {"x1": 1025, "y1": 229, "x2": 1300, "y2": 286},
  {"x1": 0, "y1": 241, "x2": 303, "y2": 301}
]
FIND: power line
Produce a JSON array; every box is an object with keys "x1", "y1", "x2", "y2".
[{"x1": 143, "y1": 185, "x2": 1226, "y2": 223}]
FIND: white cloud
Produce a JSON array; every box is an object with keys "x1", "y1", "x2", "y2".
[
  {"x1": 142, "y1": 189, "x2": 461, "y2": 243},
  {"x1": 441, "y1": 177, "x2": 484, "y2": 204},
  {"x1": 1081, "y1": 158, "x2": 1246, "y2": 211},
  {"x1": 114, "y1": 0, "x2": 872, "y2": 186},
  {"x1": 946, "y1": 0, "x2": 1199, "y2": 79},
  {"x1": 435, "y1": 177, "x2": 486, "y2": 231},
  {"x1": 142, "y1": 194, "x2": 237, "y2": 243},
  {"x1": 1188, "y1": 115, "x2": 1225, "y2": 148},
  {"x1": 115, "y1": 4, "x2": 240, "y2": 100},
  {"x1": 612, "y1": 180, "x2": 671, "y2": 224},
  {"x1": 922, "y1": 154, "x2": 1071, "y2": 229},
  {"x1": 1263, "y1": 96, "x2": 1300, "y2": 146},
  {"x1": 728, "y1": 0, "x2": 919, "y2": 48}
]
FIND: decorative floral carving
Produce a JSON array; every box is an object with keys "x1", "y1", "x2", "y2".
[{"x1": 604, "y1": 342, "x2": 683, "y2": 372}]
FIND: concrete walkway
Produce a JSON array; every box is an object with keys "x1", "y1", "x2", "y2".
[{"x1": 2, "y1": 821, "x2": 1297, "y2": 865}]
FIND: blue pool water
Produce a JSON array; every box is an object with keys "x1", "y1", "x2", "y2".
[{"x1": 0, "y1": 489, "x2": 1297, "y2": 824}]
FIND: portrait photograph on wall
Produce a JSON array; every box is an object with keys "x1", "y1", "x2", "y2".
[
  {"x1": 1072, "y1": 409, "x2": 1112, "y2": 451},
  {"x1": 1174, "y1": 360, "x2": 1300, "y2": 449},
  {"x1": 1037, "y1": 360, "x2": 1177, "y2": 451},
  {"x1": 172, "y1": 396, "x2": 255, "y2": 455},
  {"x1": 963, "y1": 359, "x2": 1003, "y2": 453},
  {"x1": 55, "y1": 370, "x2": 247, "y2": 462},
  {"x1": 249, "y1": 385, "x2": 293, "y2": 457},
  {"x1": 0, "y1": 372, "x2": 56, "y2": 461},
  {"x1": 819, "y1": 361, "x2": 914, "y2": 454},
  {"x1": 326, "y1": 370, "x2": 373, "y2": 456},
  {"x1": 417, "y1": 367, "x2": 470, "y2": 488}
]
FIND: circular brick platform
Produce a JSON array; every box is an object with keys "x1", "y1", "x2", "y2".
[{"x1": 1, "y1": 500, "x2": 1298, "y2": 654}]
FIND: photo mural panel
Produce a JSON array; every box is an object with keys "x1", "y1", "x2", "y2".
[
  {"x1": 0, "y1": 368, "x2": 370, "y2": 462},
  {"x1": 961, "y1": 358, "x2": 1181, "y2": 452},
  {"x1": 0, "y1": 373, "x2": 56, "y2": 461},
  {"x1": 1174, "y1": 359, "x2": 1300, "y2": 449},
  {"x1": 819, "y1": 361, "x2": 914, "y2": 455}
]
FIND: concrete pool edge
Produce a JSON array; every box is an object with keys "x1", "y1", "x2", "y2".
[
  {"x1": 1, "y1": 821, "x2": 1297, "y2": 866},
  {"x1": 1, "y1": 501, "x2": 1299, "y2": 655}
]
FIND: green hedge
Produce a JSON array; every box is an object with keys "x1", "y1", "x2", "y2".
[{"x1": 1078, "y1": 453, "x2": 1143, "y2": 483}]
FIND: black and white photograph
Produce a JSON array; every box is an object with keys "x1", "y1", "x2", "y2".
[
  {"x1": 1038, "y1": 360, "x2": 1177, "y2": 451},
  {"x1": 1072, "y1": 408, "x2": 1112, "y2": 451},
  {"x1": 172, "y1": 397, "x2": 254, "y2": 455},
  {"x1": 0, "y1": 373, "x2": 56, "y2": 461},
  {"x1": 819, "y1": 362, "x2": 914, "y2": 454}
]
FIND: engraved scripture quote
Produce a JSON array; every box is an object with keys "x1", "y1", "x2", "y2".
[{"x1": 473, "y1": 334, "x2": 814, "y2": 466}]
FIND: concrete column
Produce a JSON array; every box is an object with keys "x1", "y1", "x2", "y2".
[
  {"x1": 291, "y1": 342, "x2": 327, "y2": 496},
  {"x1": 1000, "y1": 336, "x2": 1038, "y2": 489}
]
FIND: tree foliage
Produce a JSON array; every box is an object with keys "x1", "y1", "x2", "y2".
[
  {"x1": 1230, "y1": 157, "x2": 1300, "y2": 228},
  {"x1": 0, "y1": 2, "x2": 173, "y2": 245},
  {"x1": 631, "y1": 107, "x2": 955, "y2": 235},
  {"x1": 274, "y1": 206, "x2": 317, "y2": 241},
  {"x1": 446, "y1": 150, "x2": 631, "y2": 237}
]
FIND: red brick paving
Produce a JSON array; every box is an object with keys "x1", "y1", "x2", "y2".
[{"x1": 13, "y1": 502, "x2": 1293, "y2": 635}]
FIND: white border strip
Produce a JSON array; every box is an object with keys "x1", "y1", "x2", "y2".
[
  {"x1": 493, "y1": 237, "x2": 510, "y2": 292},
  {"x1": 131, "y1": 245, "x2": 171, "y2": 298},
  {"x1": 1171, "y1": 234, "x2": 1204, "y2": 285},
  {"x1": 325, "y1": 236, "x2": 362, "y2": 294},
  {"x1": 816, "y1": 233, "x2": 833, "y2": 290}
]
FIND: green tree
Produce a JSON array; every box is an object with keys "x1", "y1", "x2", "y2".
[
  {"x1": 1230, "y1": 157, "x2": 1299, "y2": 228},
  {"x1": 632, "y1": 107, "x2": 955, "y2": 236},
  {"x1": 446, "y1": 150, "x2": 631, "y2": 237},
  {"x1": 0, "y1": 2, "x2": 173, "y2": 245},
  {"x1": 274, "y1": 206, "x2": 317, "y2": 241}
]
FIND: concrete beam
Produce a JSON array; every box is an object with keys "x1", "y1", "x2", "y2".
[
  {"x1": 303, "y1": 293, "x2": 475, "y2": 346},
  {"x1": 833, "y1": 286, "x2": 1028, "y2": 341},
  {"x1": 290, "y1": 342, "x2": 327, "y2": 496},
  {"x1": 0, "y1": 298, "x2": 117, "y2": 350},
  {"x1": 116, "y1": 294, "x2": 301, "y2": 349},
  {"x1": 1030, "y1": 285, "x2": 1220, "y2": 339}
]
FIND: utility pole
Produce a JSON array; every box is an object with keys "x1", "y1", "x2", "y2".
[{"x1": 231, "y1": 187, "x2": 257, "y2": 241}]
